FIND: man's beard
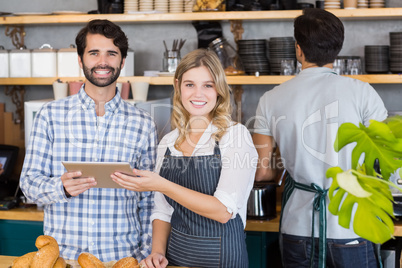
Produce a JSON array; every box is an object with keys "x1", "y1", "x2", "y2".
[{"x1": 82, "y1": 63, "x2": 121, "y2": 87}]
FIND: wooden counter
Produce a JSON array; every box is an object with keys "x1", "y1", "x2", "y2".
[
  {"x1": 2, "y1": 206, "x2": 402, "y2": 236},
  {"x1": 0, "y1": 206, "x2": 44, "y2": 221},
  {"x1": 0, "y1": 255, "x2": 13, "y2": 268},
  {"x1": 0, "y1": 255, "x2": 185, "y2": 268}
]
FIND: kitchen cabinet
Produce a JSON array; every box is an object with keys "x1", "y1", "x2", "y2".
[{"x1": 0, "y1": 220, "x2": 43, "y2": 256}]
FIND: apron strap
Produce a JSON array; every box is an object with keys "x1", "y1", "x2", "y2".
[
  {"x1": 281, "y1": 174, "x2": 328, "y2": 268},
  {"x1": 164, "y1": 147, "x2": 172, "y2": 156},
  {"x1": 213, "y1": 141, "x2": 220, "y2": 157}
]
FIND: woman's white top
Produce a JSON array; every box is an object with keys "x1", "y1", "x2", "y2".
[{"x1": 150, "y1": 122, "x2": 258, "y2": 228}]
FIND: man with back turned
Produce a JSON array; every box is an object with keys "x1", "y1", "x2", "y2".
[{"x1": 253, "y1": 8, "x2": 387, "y2": 267}]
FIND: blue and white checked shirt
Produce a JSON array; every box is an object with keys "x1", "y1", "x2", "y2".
[{"x1": 20, "y1": 86, "x2": 157, "y2": 262}]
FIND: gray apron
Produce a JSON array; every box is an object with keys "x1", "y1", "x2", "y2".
[{"x1": 160, "y1": 142, "x2": 248, "y2": 268}]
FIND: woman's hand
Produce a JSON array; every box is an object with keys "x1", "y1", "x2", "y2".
[
  {"x1": 139, "y1": 253, "x2": 168, "y2": 268},
  {"x1": 111, "y1": 169, "x2": 164, "y2": 192}
]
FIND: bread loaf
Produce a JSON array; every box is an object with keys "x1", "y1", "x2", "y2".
[
  {"x1": 31, "y1": 235, "x2": 60, "y2": 268},
  {"x1": 112, "y1": 256, "x2": 139, "y2": 268},
  {"x1": 53, "y1": 256, "x2": 67, "y2": 268},
  {"x1": 11, "y1": 251, "x2": 36, "y2": 268},
  {"x1": 78, "y1": 252, "x2": 106, "y2": 268}
]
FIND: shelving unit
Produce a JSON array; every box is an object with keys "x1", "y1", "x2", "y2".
[
  {"x1": 1, "y1": 8, "x2": 402, "y2": 122},
  {"x1": 1, "y1": 8, "x2": 402, "y2": 25},
  {"x1": 1, "y1": 74, "x2": 402, "y2": 86},
  {"x1": 1, "y1": 8, "x2": 402, "y2": 86}
]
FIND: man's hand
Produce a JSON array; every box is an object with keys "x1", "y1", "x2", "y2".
[{"x1": 61, "y1": 171, "x2": 97, "y2": 197}]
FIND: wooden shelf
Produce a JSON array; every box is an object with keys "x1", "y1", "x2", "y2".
[
  {"x1": 1, "y1": 74, "x2": 402, "y2": 86},
  {"x1": 1, "y1": 8, "x2": 402, "y2": 26}
]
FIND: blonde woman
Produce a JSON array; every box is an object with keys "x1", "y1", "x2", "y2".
[{"x1": 112, "y1": 49, "x2": 257, "y2": 268}]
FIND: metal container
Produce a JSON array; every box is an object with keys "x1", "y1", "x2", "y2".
[
  {"x1": 32, "y1": 44, "x2": 57, "y2": 77},
  {"x1": 247, "y1": 182, "x2": 277, "y2": 220},
  {"x1": 9, "y1": 47, "x2": 31, "y2": 77},
  {"x1": 57, "y1": 45, "x2": 80, "y2": 77},
  {"x1": 0, "y1": 46, "x2": 9, "y2": 78}
]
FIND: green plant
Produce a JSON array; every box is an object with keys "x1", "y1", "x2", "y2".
[{"x1": 326, "y1": 116, "x2": 402, "y2": 244}]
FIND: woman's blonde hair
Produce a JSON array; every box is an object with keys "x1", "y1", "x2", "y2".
[{"x1": 171, "y1": 48, "x2": 233, "y2": 151}]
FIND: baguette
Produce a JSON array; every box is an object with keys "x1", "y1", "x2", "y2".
[
  {"x1": 31, "y1": 235, "x2": 60, "y2": 268},
  {"x1": 53, "y1": 256, "x2": 67, "y2": 268},
  {"x1": 112, "y1": 256, "x2": 139, "y2": 268},
  {"x1": 78, "y1": 252, "x2": 106, "y2": 268},
  {"x1": 11, "y1": 251, "x2": 36, "y2": 268}
]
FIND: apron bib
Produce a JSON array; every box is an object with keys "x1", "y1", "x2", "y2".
[{"x1": 160, "y1": 143, "x2": 248, "y2": 268}]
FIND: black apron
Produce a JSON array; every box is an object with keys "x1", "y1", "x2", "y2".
[
  {"x1": 160, "y1": 142, "x2": 248, "y2": 268},
  {"x1": 281, "y1": 174, "x2": 382, "y2": 268}
]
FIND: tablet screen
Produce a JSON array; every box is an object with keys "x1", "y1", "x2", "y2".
[{"x1": 62, "y1": 161, "x2": 135, "y2": 189}]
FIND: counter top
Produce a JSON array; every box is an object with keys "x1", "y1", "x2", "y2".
[
  {"x1": 2, "y1": 206, "x2": 402, "y2": 236},
  {"x1": 0, "y1": 206, "x2": 44, "y2": 221},
  {"x1": 0, "y1": 255, "x2": 185, "y2": 268}
]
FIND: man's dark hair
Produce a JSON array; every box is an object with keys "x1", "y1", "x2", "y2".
[
  {"x1": 294, "y1": 8, "x2": 344, "y2": 67},
  {"x1": 75, "y1": 19, "x2": 129, "y2": 59}
]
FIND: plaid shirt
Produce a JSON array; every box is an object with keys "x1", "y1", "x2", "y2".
[{"x1": 20, "y1": 87, "x2": 157, "y2": 262}]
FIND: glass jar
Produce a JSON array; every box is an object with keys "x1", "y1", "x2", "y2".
[
  {"x1": 163, "y1": 50, "x2": 181, "y2": 73},
  {"x1": 208, "y1": 37, "x2": 245, "y2": 76}
]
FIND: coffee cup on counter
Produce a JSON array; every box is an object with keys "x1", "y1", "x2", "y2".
[
  {"x1": 131, "y1": 81, "x2": 149, "y2": 102},
  {"x1": 52, "y1": 80, "x2": 68, "y2": 100}
]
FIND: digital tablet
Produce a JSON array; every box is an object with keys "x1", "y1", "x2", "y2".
[{"x1": 62, "y1": 161, "x2": 135, "y2": 189}]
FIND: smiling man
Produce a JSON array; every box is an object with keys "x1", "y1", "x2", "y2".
[{"x1": 20, "y1": 20, "x2": 157, "y2": 262}]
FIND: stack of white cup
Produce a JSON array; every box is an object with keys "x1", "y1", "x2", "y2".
[
  {"x1": 169, "y1": 0, "x2": 184, "y2": 13},
  {"x1": 324, "y1": 0, "x2": 341, "y2": 9},
  {"x1": 357, "y1": 0, "x2": 369, "y2": 8},
  {"x1": 124, "y1": 0, "x2": 139, "y2": 13}
]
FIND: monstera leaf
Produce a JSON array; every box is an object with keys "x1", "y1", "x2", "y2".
[
  {"x1": 326, "y1": 166, "x2": 398, "y2": 244},
  {"x1": 385, "y1": 115, "x2": 402, "y2": 139},
  {"x1": 335, "y1": 120, "x2": 402, "y2": 181},
  {"x1": 327, "y1": 116, "x2": 402, "y2": 244}
]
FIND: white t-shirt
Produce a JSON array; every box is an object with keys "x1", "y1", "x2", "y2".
[
  {"x1": 254, "y1": 67, "x2": 388, "y2": 238},
  {"x1": 151, "y1": 122, "x2": 258, "y2": 228}
]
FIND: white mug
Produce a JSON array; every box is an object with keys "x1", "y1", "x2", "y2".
[
  {"x1": 131, "y1": 81, "x2": 149, "y2": 102},
  {"x1": 52, "y1": 81, "x2": 68, "y2": 100}
]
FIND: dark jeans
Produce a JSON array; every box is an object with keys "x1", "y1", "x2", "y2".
[{"x1": 280, "y1": 233, "x2": 379, "y2": 268}]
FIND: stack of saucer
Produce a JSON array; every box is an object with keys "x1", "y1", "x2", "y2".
[
  {"x1": 389, "y1": 32, "x2": 402, "y2": 73},
  {"x1": 139, "y1": 0, "x2": 154, "y2": 11},
  {"x1": 357, "y1": 0, "x2": 369, "y2": 8},
  {"x1": 324, "y1": 0, "x2": 341, "y2": 9},
  {"x1": 169, "y1": 0, "x2": 184, "y2": 13},
  {"x1": 238, "y1": 39, "x2": 270, "y2": 75},
  {"x1": 369, "y1": 0, "x2": 385, "y2": 8},
  {"x1": 154, "y1": 0, "x2": 168, "y2": 12},
  {"x1": 268, "y1": 37, "x2": 296, "y2": 74},
  {"x1": 124, "y1": 0, "x2": 139, "y2": 13},
  {"x1": 184, "y1": 0, "x2": 194, "y2": 12},
  {"x1": 364, "y1": 45, "x2": 389, "y2": 73}
]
